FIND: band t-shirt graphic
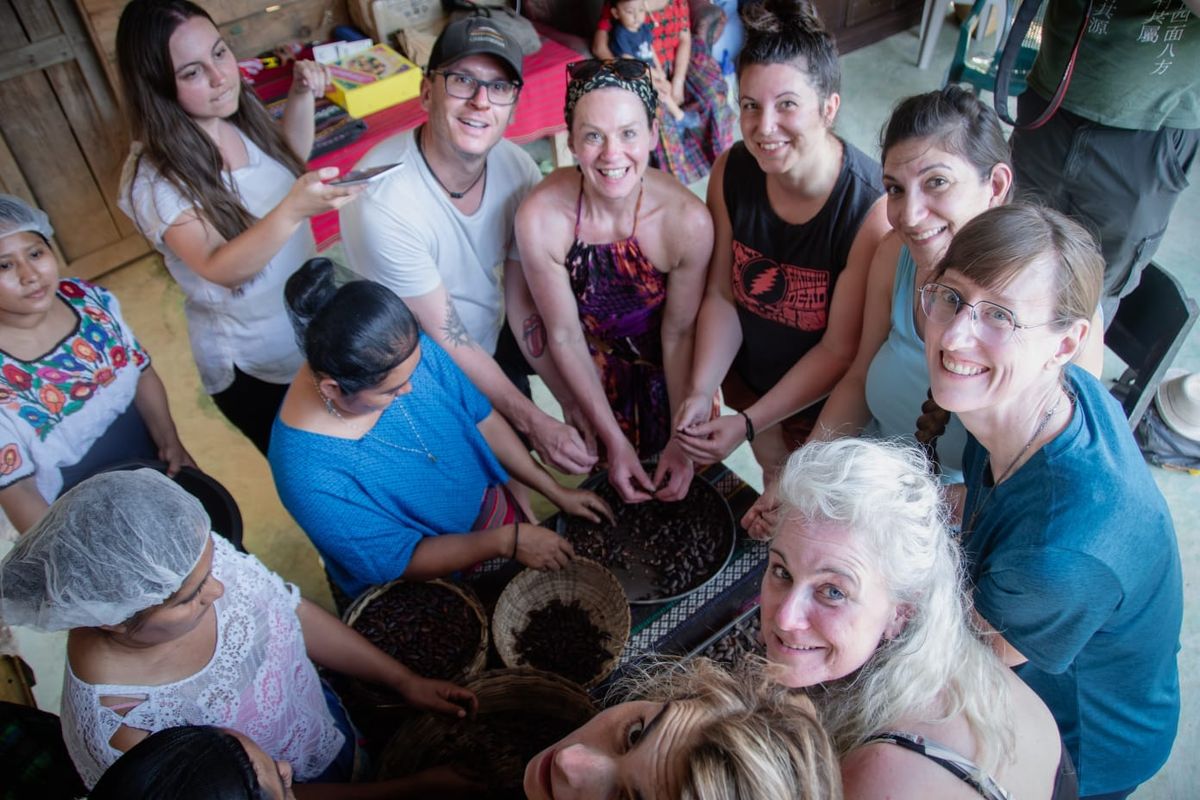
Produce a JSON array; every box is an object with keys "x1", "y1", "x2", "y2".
[{"x1": 723, "y1": 142, "x2": 882, "y2": 397}]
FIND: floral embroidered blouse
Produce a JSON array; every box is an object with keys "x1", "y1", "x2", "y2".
[{"x1": 0, "y1": 278, "x2": 150, "y2": 502}]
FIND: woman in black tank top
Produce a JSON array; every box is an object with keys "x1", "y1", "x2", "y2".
[{"x1": 673, "y1": 0, "x2": 888, "y2": 488}]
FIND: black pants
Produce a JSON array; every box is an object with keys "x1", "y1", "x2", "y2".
[
  {"x1": 1010, "y1": 90, "x2": 1199, "y2": 325},
  {"x1": 493, "y1": 323, "x2": 534, "y2": 400},
  {"x1": 211, "y1": 366, "x2": 291, "y2": 457}
]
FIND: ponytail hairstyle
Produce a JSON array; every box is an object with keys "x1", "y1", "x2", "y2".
[
  {"x1": 881, "y1": 85, "x2": 1011, "y2": 196},
  {"x1": 738, "y1": 0, "x2": 839, "y2": 104},
  {"x1": 285, "y1": 257, "x2": 420, "y2": 395},
  {"x1": 116, "y1": 0, "x2": 306, "y2": 243}
]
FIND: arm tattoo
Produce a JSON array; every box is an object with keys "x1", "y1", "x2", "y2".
[
  {"x1": 522, "y1": 313, "x2": 546, "y2": 359},
  {"x1": 441, "y1": 297, "x2": 471, "y2": 348}
]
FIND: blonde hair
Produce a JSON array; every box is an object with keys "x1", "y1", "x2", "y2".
[
  {"x1": 619, "y1": 657, "x2": 843, "y2": 799},
  {"x1": 772, "y1": 438, "x2": 1014, "y2": 774}
]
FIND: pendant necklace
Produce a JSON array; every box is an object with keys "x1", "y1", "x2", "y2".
[
  {"x1": 416, "y1": 125, "x2": 486, "y2": 199},
  {"x1": 317, "y1": 380, "x2": 437, "y2": 463},
  {"x1": 965, "y1": 388, "x2": 1070, "y2": 533}
]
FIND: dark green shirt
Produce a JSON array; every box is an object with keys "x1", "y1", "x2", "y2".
[{"x1": 1029, "y1": 0, "x2": 1199, "y2": 129}]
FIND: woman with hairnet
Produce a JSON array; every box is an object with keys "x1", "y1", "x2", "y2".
[
  {"x1": 0, "y1": 469, "x2": 477, "y2": 789},
  {"x1": 0, "y1": 194, "x2": 194, "y2": 532}
]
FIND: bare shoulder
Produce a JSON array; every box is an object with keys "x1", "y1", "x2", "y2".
[
  {"x1": 842, "y1": 739, "x2": 980, "y2": 800},
  {"x1": 67, "y1": 627, "x2": 124, "y2": 685},
  {"x1": 518, "y1": 167, "x2": 577, "y2": 224}
]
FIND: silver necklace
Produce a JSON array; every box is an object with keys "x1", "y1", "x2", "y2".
[
  {"x1": 966, "y1": 389, "x2": 1068, "y2": 533},
  {"x1": 416, "y1": 125, "x2": 486, "y2": 200},
  {"x1": 317, "y1": 380, "x2": 437, "y2": 462}
]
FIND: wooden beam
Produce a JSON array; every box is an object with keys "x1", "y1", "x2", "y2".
[
  {"x1": 66, "y1": 231, "x2": 152, "y2": 280},
  {"x1": 0, "y1": 35, "x2": 74, "y2": 83}
]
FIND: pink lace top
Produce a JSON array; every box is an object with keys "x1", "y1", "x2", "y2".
[{"x1": 61, "y1": 535, "x2": 343, "y2": 788}]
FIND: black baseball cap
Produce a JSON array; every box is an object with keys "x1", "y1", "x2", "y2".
[{"x1": 427, "y1": 16, "x2": 524, "y2": 81}]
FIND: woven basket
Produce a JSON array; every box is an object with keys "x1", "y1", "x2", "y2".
[
  {"x1": 377, "y1": 667, "x2": 597, "y2": 788},
  {"x1": 344, "y1": 578, "x2": 488, "y2": 701},
  {"x1": 492, "y1": 558, "x2": 630, "y2": 689}
]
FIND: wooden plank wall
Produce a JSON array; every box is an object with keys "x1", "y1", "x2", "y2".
[
  {"x1": 0, "y1": 0, "x2": 146, "y2": 279},
  {"x1": 79, "y1": 0, "x2": 350, "y2": 93}
]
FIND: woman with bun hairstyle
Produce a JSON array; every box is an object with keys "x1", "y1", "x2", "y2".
[
  {"x1": 269, "y1": 259, "x2": 611, "y2": 606},
  {"x1": 116, "y1": 0, "x2": 360, "y2": 455},
  {"x1": 673, "y1": 0, "x2": 889, "y2": 485}
]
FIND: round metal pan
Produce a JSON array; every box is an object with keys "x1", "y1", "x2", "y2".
[{"x1": 557, "y1": 470, "x2": 736, "y2": 604}]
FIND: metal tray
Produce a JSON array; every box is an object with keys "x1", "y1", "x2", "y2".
[{"x1": 557, "y1": 469, "x2": 736, "y2": 604}]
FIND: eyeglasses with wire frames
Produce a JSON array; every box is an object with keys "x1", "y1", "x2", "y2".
[
  {"x1": 431, "y1": 70, "x2": 522, "y2": 105},
  {"x1": 919, "y1": 282, "x2": 1064, "y2": 344},
  {"x1": 566, "y1": 58, "x2": 651, "y2": 82}
]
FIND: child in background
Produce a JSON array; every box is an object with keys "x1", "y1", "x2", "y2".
[{"x1": 608, "y1": 0, "x2": 689, "y2": 122}]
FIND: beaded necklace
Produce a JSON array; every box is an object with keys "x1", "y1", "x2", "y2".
[{"x1": 317, "y1": 379, "x2": 437, "y2": 463}]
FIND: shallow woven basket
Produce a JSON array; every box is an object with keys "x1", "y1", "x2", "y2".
[
  {"x1": 377, "y1": 667, "x2": 597, "y2": 784},
  {"x1": 492, "y1": 558, "x2": 631, "y2": 689},
  {"x1": 343, "y1": 578, "x2": 488, "y2": 697}
]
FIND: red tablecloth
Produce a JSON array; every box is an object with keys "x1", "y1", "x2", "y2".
[{"x1": 308, "y1": 37, "x2": 576, "y2": 247}]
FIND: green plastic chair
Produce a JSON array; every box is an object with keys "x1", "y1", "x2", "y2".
[{"x1": 946, "y1": 0, "x2": 1046, "y2": 96}]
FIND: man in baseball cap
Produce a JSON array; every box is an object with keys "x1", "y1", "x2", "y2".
[{"x1": 340, "y1": 17, "x2": 596, "y2": 476}]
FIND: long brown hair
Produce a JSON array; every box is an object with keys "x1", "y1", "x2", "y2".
[{"x1": 116, "y1": 0, "x2": 306, "y2": 242}]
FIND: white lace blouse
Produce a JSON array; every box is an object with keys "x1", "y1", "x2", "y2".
[{"x1": 60, "y1": 535, "x2": 343, "y2": 788}]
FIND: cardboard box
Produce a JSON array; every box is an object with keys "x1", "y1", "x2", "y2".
[{"x1": 325, "y1": 44, "x2": 422, "y2": 118}]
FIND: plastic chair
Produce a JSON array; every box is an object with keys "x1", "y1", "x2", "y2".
[
  {"x1": 1107, "y1": 263, "x2": 1199, "y2": 429},
  {"x1": 945, "y1": 0, "x2": 1045, "y2": 96}
]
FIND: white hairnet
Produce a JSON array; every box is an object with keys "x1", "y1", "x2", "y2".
[
  {"x1": 0, "y1": 469, "x2": 211, "y2": 631},
  {"x1": 0, "y1": 193, "x2": 54, "y2": 241}
]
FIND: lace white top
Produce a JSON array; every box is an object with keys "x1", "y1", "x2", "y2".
[{"x1": 60, "y1": 534, "x2": 343, "y2": 788}]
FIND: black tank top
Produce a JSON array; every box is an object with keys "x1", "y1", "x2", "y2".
[{"x1": 723, "y1": 140, "x2": 881, "y2": 396}]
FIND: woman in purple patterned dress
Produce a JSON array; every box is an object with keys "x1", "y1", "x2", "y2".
[{"x1": 515, "y1": 59, "x2": 713, "y2": 503}]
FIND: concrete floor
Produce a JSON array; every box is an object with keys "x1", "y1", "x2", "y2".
[{"x1": 7, "y1": 16, "x2": 1197, "y2": 799}]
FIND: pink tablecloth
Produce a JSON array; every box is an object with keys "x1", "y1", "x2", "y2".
[{"x1": 308, "y1": 37, "x2": 576, "y2": 247}]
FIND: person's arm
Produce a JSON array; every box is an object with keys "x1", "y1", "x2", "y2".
[
  {"x1": 592, "y1": 26, "x2": 615, "y2": 59},
  {"x1": 280, "y1": 59, "x2": 331, "y2": 161},
  {"x1": 402, "y1": 283, "x2": 597, "y2": 475},
  {"x1": 514, "y1": 184, "x2": 655, "y2": 501},
  {"x1": 161, "y1": 167, "x2": 360, "y2": 289},
  {"x1": 133, "y1": 365, "x2": 196, "y2": 475},
  {"x1": 296, "y1": 598, "x2": 476, "y2": 716},
  {"x1": 672, "y1": 152, "x2": 743, "y2": 436},
  {"x1": 669, "y1": 26, "x2": 690, "y2": 106},
  {"x1": 476, "y1": 410, "x2": 612, "y2": 524},
  {"x1": 652, "y1": 188, "x2": 713, "y2": 499},
  {"x1": 810, "y1": 234, "x2": 902, "y2": 441},
  {"x1": 504, "y1": 258, "x2": 598, "y2": 455},
  {"x1": 0, "y1": 477, "x2": 48, "y2": 533}
]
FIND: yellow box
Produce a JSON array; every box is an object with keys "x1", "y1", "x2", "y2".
[{"x1": 326, "y1": 44, "x2": 422, "y2": 119}]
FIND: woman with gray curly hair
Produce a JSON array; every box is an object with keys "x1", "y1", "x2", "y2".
[
  {"x1": 523, "y1": 656, "x2": 842, "y2": 799},
  {"x1": 762, "y1": 438, "x2": 1075, "y2": 799}
]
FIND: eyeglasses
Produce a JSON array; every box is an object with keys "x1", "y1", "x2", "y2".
[
  {"x1": 919, "y1": 282, "x2": 1062, "y2": 344},
  {"x1": 433, "y1": 70, "x2": 522, "y2": 105},
  {"x1": 566, "y1": 58, "x2": 651, "y2": 82}
]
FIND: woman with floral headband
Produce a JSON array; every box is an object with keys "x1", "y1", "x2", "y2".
[{"x1": 514, "y1": 58, "x2": 713, "y2": 503}]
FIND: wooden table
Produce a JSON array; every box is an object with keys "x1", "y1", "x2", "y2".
[{"x1": 307, "y1": 36, "x2": 579, "y2": 248}]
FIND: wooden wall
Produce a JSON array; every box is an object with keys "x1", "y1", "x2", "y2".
[{"x1": 0, "y1": 0, "x2": 349, "y2": 280}]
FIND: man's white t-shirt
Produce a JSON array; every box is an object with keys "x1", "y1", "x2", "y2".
[{"x1": 340, "y1": 130, "x2": 541, "y2": 355}]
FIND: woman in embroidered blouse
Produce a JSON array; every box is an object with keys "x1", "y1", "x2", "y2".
[
  {"x1": 0, "y1": 469, "x2": 477, "y2": 790},
  {"x1": 760, "y1": 438, "x2": 1074, "y2": 800},
  {"x1": 515, "y1": 59, "x2": 712, "y2": 504},
  {"x1": 116, "y1": 0, "x2": 360, "y2": 455},
  {"x1": 0, "y1": 194, "x2": 193, "y2": 532},
  {"x1": 269, "y1": 258, "x2": 610, "y2": 605}
]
